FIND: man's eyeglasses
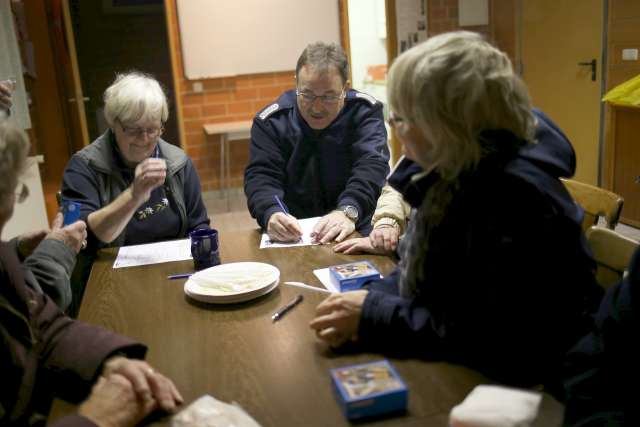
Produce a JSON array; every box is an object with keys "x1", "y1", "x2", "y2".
[
  {"x1": 15, "y1": 182, "x2": 29, "y2": 203},
  {"x1": 119, "y1": 120, "x2": 163, "y2": 139},
  {"x1": 387, "y1": 112, "x2": 406, "y2": 128},
  {"x1": 295, "y1": 88, "x2": 345, "y2": 105}
]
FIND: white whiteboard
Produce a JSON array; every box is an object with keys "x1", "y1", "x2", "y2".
[{"x1": 176, "y1": 0, "x2": 341, "y2": 79}]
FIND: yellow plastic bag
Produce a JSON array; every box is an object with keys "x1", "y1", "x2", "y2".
[{"x1": 602, "y1": 73, "x2": 640, "y2": 107}]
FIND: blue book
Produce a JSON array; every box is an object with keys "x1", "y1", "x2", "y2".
[
  {"x1": 330, "y1": 359, "x2": 408, "y2": 420},
  {"x1": 329, "y1": 260, "x2": 381, "y2": 292}
]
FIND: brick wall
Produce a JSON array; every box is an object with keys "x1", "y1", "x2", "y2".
[
  {"x1": 166, "y1": 0, "x2": 295, "y2": 191},
  {"x1": 427, "y1": 0, "x2": 490, "y2": 38}
]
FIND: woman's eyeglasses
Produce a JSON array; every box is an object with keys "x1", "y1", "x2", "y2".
[
  {"x1": 387, "y1": 112, "x2": 406, "y2": 128},
  {"x1": 118, "y1": 120, "x2": 163, "y2": 139}
]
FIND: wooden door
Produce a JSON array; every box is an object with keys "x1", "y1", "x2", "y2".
[
  {"x1": 520, "y1": 0, "x2": 604, "y2": 185},
  {"x1": 50, "y1": 0, "x2": 90, "y2": 154}
]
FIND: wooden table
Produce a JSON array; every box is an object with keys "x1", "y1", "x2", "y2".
[{"x1": 50, "y1": 230, "x2": 564, "y2": 426}]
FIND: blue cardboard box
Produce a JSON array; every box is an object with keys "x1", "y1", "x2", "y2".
[
  {"x1": 329, "y1": 260, "x2": 381, "y2": 292},
  {"x1": 330, "y1": 359, "x2": 408, "y2": 420}
]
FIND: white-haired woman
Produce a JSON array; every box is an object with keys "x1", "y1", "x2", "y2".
[
  {"x1": 310, "y1": 32, "x2": 602, "y2": 393},
  {"x1": 62, "y1": 71, "x2": 210, "y2": 249},
  {"x1": 1, "y1": 120, "x2": 183, "y2": 426}
]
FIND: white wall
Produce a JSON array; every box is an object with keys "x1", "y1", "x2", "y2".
[
  {"x1": 348, "y1": 0, "x2": 388, "y2": 104},
  {"x1": 1, "y1": 156, "x2": 49, "y2": 240}
]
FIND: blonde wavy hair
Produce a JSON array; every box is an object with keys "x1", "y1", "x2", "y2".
[
  {"x1": 0, "y1": 119, "x2": 30, "y2": 200},
  {"x1": 103, "y1": 71, "x2": 169, "y2": 127},
  {"x1": 387, "y1": 31, "x2": 536, "y2": 180}
]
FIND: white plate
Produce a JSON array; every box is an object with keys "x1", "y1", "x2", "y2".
[{"x1": 184, "y1": 262, "x2": 280, "y2": 304}]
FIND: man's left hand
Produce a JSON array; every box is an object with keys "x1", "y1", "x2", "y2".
[
  {"x1": 102, "y1": 356, "x2": 183, "y2": 413},
  {"x1": 311, "y1": 211, "x2": 355, "y2": 244}
]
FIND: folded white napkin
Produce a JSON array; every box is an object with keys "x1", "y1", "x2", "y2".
[
  {"x1": 172, "y1": 395, "x2": 262, "y2": 427},
  {"x1": 449, "y1": 385, "x2": 542, "y2": 427}
]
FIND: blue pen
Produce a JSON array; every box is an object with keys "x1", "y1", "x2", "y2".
[
  {"x1": 154, "y1": 146, "x2": 170, "y2": 207},
  {"x1": 167, "y1": 273, "x2": 193, "y2": 280},
  {"x1": 274, "y1": 195, "x2": 289, "y2": 216}
]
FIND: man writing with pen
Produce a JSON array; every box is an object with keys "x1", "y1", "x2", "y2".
[{"x1": 244, "y1": 42, "x2": 390, "y2": 243}]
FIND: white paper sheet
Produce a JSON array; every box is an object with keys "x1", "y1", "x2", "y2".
[
  {"x1": 113, "y1": 239, "x2": 192, "y2": 269},
  {"x1": 313, "y1": 267, "x2": 340, "y2": 293},
  {"x1": 259, "y1": 216, "x2": 322, "y2": 249}
]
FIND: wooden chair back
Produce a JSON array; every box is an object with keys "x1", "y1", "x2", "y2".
[
  {"x1": 561, "y1": 178, "x2": 624, "y2": 231},
  {"x1": 586, "y1": 226, "x2": 638, "y2": 290}
]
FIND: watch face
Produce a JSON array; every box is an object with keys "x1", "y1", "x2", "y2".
[{"x1": 343, "y1": 205, "x2": 358, "y2": 221}]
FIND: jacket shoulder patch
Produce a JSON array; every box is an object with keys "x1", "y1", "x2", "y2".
[
  {"x1": 259, "y1": 103, "x2": 280, "y2": 120},
  {"x1": 355, "y1": 92, "x2": 377, "y2": 105}
]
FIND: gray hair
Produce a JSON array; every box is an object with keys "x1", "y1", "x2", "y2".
[
  {"x1": 0, "y1": 119, "x2": 30, "y2": 199},
  {"x1": 296, "y1": 42, "x2": 349, "y2": 84},
  {"x1": 388, "y1": 31, "x2": 536, "y2": 180},
  {"x1": 103, "y1": 71, "x2": 169, "y2": 127}
]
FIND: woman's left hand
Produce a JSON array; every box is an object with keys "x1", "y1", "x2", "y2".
[{"x1": 309, "y1": 290, "x2": 368, "y2": 347}]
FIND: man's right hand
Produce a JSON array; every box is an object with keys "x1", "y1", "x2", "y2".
[
  {"x1": 46, "y1": 212, "x2": 88, "y2": 254},
  {"x1": 131, "y1": 158, "x2": 167, "y2": 204},
  {"x1": 267, "y1": 212, "x2": 303, "y2": 242},
  {"x1": 78, "y1": 374, "x2": 156, "y2": 427}
]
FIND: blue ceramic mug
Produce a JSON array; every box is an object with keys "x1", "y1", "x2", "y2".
[{"x1": 190, "y1": 228, "x2": 220, "y2": 271}]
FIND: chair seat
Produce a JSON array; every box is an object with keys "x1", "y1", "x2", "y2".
[
  {"x1": 561, "y1": 178, "x2": 624, "y2": 231},
  {"x1": 586, "y1": 226, "x2": 639, "y2": 290}
]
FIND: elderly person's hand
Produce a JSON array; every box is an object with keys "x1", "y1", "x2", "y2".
[
  {"x1": 311, "y1": 211, "x2": 355, "y2": 244},
  {"x1": 333, "y1": 236, "x2": 388, "y2": 255},
  {"x1": 131, "y1": 158, "x2": 167, "y2": 204},
  {"x1": 102, "y1": 356, "x2": 183, "y2": 413},
  {"x1": 267, "y1": 211, "x2": 303, "y2": 242},
  {"x1": 0, "y1": 80, "x2": 13, "y2": 111},
  {"x1": 46, "y1": 212, "x2": 88, "y2": 253},
  {"x1": 370, "y1": 225, "x2": 400, "y2": 253},
  {"x1": 309, "y1": 290, "x2": 368, "y2": 347},
  {"x1": 78, "y1": 374, "x2": 156, "y2": 427}
]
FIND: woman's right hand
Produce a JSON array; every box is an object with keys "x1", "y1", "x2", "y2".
[
  {"x1": 334, "y1": 236, "x2": 392, "y2": 255},
  {"x1": 131, "y1": 158, "x2": 166, "y2": 203},
  {"x1": 369, "y1": 225, "x2": 400, "y2": 253},
  {"x1": 78, "y1": 374, "x2": 156, "y2": 427}
]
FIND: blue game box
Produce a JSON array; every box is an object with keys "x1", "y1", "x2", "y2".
[
  {"x1": 330, "y1": 359, "x2": 408, "y2": 420},
  {"x1": 329, "y1": 260, "x2": 381, "y2": 292}
]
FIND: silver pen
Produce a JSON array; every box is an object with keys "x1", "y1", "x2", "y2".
[{"x1": 272, "y1": 294, "x2": 304, "y2": 322}]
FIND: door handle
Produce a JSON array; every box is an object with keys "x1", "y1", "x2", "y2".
[
  {"x1": 67, "y1": 97, "x2": 90, "y2": 103},
  {"x1": 578, "y1": 59, "x2": 597, "y2": 82}
]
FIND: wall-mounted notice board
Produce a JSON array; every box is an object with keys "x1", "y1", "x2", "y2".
[{"x1": 176, "y1": 0, "x2": 341, "y2": 80}]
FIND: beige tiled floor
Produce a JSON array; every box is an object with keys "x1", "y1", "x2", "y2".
[{"x1": 203, "y1": 188, "x2": 256, "y2": 233}]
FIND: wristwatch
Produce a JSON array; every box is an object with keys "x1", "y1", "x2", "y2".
[{"x1": 338, "y1": 205, "x2": 359, "y2": 223}]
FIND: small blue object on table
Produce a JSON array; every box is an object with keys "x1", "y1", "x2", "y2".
[
  {"x1": 330, "y1": 359, "x2": 408, "y2": 420},
  {"x1": 329, "y1": 260, "x2": 381, "y2": 292}
]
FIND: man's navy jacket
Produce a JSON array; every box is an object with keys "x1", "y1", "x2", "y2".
[{"x1": 244, "y1": 89, "x2": 390, "y2": 233}]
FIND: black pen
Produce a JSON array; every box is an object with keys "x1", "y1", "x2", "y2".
[
  {"x1": 167, "y1": 273, "x2": 193, "y2": 280},
  {"x1": 272, "y1": 294, "x2": 304, "y2": 322}
]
